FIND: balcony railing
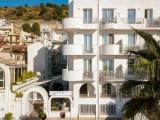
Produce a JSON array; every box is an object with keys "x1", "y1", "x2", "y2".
[
  {"x1": 101, "y1": 93, "x2": 117, "y2": 98},
  {"x1": 80, "y1": 93, "x2": 96, "y2": 98},
  {"x1": 101, "y1": 17, "x2": 117, "y2": 24},
  {"x1": 0, "y1": 59, "x2": 26, "y2": 65},
  {"x1": 147, "y1": 18, "x2": 160, "y2": 27},
  {"x1": 99, "y1": 70, "x2": 124, "y2": 81},
  {"x1": 83, "y1": 71, "x2": 93, "y2": 81},
  {"x1": 62, "y1": 69, "x2": 94, "y2": 81},
  {"x1": 83, "y1": 18, "x2": 97, "y2": 24}
]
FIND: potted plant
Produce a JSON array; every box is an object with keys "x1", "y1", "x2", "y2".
[
  {"x1": 60, "y1": 112, "x2": 65, "y2": 118},
  {"x1": 39, "y1": 112, "x2": 47, "y2": 120},
  {"x1": 4, "y1": 112, "x2": 13, "y2": 120}
]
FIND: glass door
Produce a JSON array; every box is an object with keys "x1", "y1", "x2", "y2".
[
  {"x1": 145, "y1": 9, "x2": 153, "y2": 25},
  {"x1": 84, "y1": 34, "x2": 92, "y2": 52},
  {"x1": 102, "y1": 9, "x2": 114, "y2": 23},
  {"x1": 128, "y1": 9, "x2": 136, "y2": 24},
  {"x1": 83, "y1": 9, "x2": 92, "y2": 24}
]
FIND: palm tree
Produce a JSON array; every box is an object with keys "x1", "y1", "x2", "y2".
[{"x1": 120, "y1": 29, "x2": 160, "y2": 120}]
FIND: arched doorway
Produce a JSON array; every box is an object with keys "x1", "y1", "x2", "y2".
[
  {"x1": 102, "y1": 83, "x2": 116, "y2": 97},
  {"x1": 22, "y1": 86, "x2": 48, "y2": 119},
  {"x1": 27, "y1": 92, "x2": 44, "y2": 119},
  {"x1": 79, "y1": 83, "x2": 95, "y2": 98}
]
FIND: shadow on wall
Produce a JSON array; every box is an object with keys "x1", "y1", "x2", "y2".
[{"x1": 33, "y1": 46, "x2": 47, "y2": 79}]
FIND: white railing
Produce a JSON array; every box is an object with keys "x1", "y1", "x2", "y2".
[
  {"x1": 100, "y1": 17, "x2": 117, "y2": 24},
  {"x1": 147, "y1": 18, "x2": 160, "y2": 27},
  {"x1": 49, "y1": 91, "x2": 72, "y2": 96},
  {"x1": 0, "y1": 59, "x2": 26, "y2": 65},
  {"x1": 119, "y1": 17, "x2": 145, "y2": 24},
  {"x1": 99, "y1": 70, "x2": 124, "y2": 80}
]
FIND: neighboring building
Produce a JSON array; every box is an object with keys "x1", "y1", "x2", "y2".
[{"x1": 61, "y1": 0, "x2": 160, "y2": 119}]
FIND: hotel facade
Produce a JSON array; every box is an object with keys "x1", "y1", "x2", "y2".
[
  {"x1": 62, "y1": 0, "x2": 160, "y2": 119},
  {"x1": 0, "y1": 0, "x2": 160, "y2": 120}
]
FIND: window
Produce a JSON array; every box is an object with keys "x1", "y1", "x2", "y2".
[
  {"x1": 83, "y1": 9, "x2": 92, "y2": 24},
  {"x1": 84, "y1": 34, "x2": 92, "y2": 52},
  {"x1": 84, "y1": 59, "x2": 92, "y2": 72},
  {"x1": 79, "y1": 104, "x2": 96, "y2": 114},
  {"x1": 145, "y1": 9, "x2": 153, "y2": 25},
  {"x1": 128, "y1": 9, "x2": 136, "y2": 24},
  {"x1": 128, "y1": 59, "x2": 135, "y2": 75},
  {"x1": 102, "y1": 9, "x2": 114, "y2": 23},
  {"x1": 100, "y1": 104, "x2": 116, "y2": 115},
  {"x1": 0, "y1": 71, "x2": 4, "y2": 88},
  {"x1": 102, "y1": 33, "x2": 114, "y2": 44},
  {"x1": 128, "y1": 33, "x2": 136, "y2": 47},
  {"x1": 102, "y1": 83, "x2": 112, "y2": 95},
  {"x1": 145, "y1": 9, "x2": 153, "y2": 20},
  {"x1": 103, "y1": 59, "x2": 114, "y2": 72}
]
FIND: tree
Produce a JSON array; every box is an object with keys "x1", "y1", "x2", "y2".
[
  {"x1": 16, "y1": 11, "x2": 23, "y2": 17},
  {"x1": 120, "y1": 29, "x2": 160, "y2": 120},
  {"x1": 31, "y1": 22, "x2": 40, "y2": 36},
  {"x1": 39, "y1": 112, "x2": 47, "y2": 120},
  {"x1": 22, "y1": 23, "x2": 31, "y2": 33},
  {"x1": 4, "y1": 112, "x2": 13, "y2": 120}
]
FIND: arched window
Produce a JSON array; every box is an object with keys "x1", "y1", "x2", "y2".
[
  {"x1": 0, "y1": 70, "x2": 4, "y2": 88},
  {"x1": 80, "y1": 83, "x2": 95, "y2": 98},
  {"x1": 102, "y1": 83, "x2": 116, "y2": 97}
]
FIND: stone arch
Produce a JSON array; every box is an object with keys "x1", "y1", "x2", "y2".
[
  {"x1": 79, "y1": 83, "x2": 95, "y2": 98},
  {"x1": 0, "y1": 64, "x2": 11, "y2": 116},
  {"x1": 22, "y1": 86, "x2": 49, "y2": 116}
]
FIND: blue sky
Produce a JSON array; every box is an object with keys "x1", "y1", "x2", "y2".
[{"x1": 0, "y1": 0, "x2": 68, "y2": 7}]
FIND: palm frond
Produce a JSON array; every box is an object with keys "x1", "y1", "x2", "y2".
[
  {"x1": 120, "y1": 80, "x2": 146, "y2": 95},
  {"x1": 132, "y1": 28, "x2": 160, "y2": 55},
  {"x1": 122, "y1": 96, "x2": 158, "y2": 120}
]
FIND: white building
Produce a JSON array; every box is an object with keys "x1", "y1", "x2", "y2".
[{"x1": 61, "y1": 0, "x2": 160, "y2": 119}]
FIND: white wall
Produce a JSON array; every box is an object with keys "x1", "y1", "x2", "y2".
[{"x1": 27, "y1": 42, "x2": 47, "y2": 78}]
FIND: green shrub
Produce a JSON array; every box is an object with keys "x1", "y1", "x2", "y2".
[
  {"x1": 16, "y1": 91, "x2": 23, "y2": 98},
  {"x1": 4, "y1": 112, "x2": 13, "y2": 120},
  {"x1": 22, "y1": 23, "x2": 31, "y2": 33},
  {"x1": 16, "y1": 71, "x2": 37, "y2": 83},
  {"x1": 39, "y1": 112, "x2": 47, "y2": 120}
]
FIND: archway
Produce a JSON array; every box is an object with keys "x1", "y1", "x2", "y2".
[
  {"x1": 79, "y1": 83, "x2": 95, "y2": 98},
  {"x1": 27, "y1": 92, "x2": 44, "y2": 119},
  {"x1": 102, "y1": 83, "x2": 116, "y2": 97},
  {"x1": 0, "y1": 64, "x2": 11, "y2": 118},
  {"x1": 22, "y1": 86, "x2": 48, "y2": 119}
]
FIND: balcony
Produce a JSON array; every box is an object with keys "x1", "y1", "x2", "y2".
[
  {"x1": 99, "y1": 70, "x2": 124, "y2": 81},
  {"x1": 100, "y1": 17, "x2": 146, "y2": 30},
  {"x1": 62, "y1": 69, "x2": 94, "y2": 81},
  {"x1": 0, "y1": 59, "x2": 26, "y2": 65},
  {"x1": 62, "y1": 44, "x2": 97, "y2": 55},
  {"x1": 100, "y1": 44, "x2": 120, "y2": 55},
  {"x1": 147, "y1": 18, "x2": 160, "y2": 27},
  {"x1": 62, "y1": 18, "x2": 82, "y2": 30},
  {"x1": 62, "y1": 17, "x2": 97, "y2": 30},
  {"x1": 100, "y1": 17, "x2": 117, "y2": 29}
]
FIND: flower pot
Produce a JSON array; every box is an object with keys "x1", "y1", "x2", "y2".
[{"x1": 60, "y1": 112, "x2": 65, "y2": 118}]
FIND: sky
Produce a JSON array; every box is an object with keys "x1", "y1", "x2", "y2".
[{"x1": 0, "y1": 0, "x2": 68, "y2": 7}]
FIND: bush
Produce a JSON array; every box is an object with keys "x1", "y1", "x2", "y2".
[
  {"x1": 31, "y1": 22, "x2": 40, "y2": 36},
  {"x1": 16, "y1": 11, "x2": 23, "y2": 16},
  {"x1": 16, "y1": 91, "x2": 23, "y2": 98},
  {"x1": 22, "y1": 23, "x2": 31, "y2": 33},
  {"x1": 16, "y1": 71, "x2": 37, "y2": 83},
  {"x1": 39, "y1": 112, "x2": 47, "y2": 120},
  {"x1": 4, "y1": 112, "x2": 13, "y2": 120}
]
